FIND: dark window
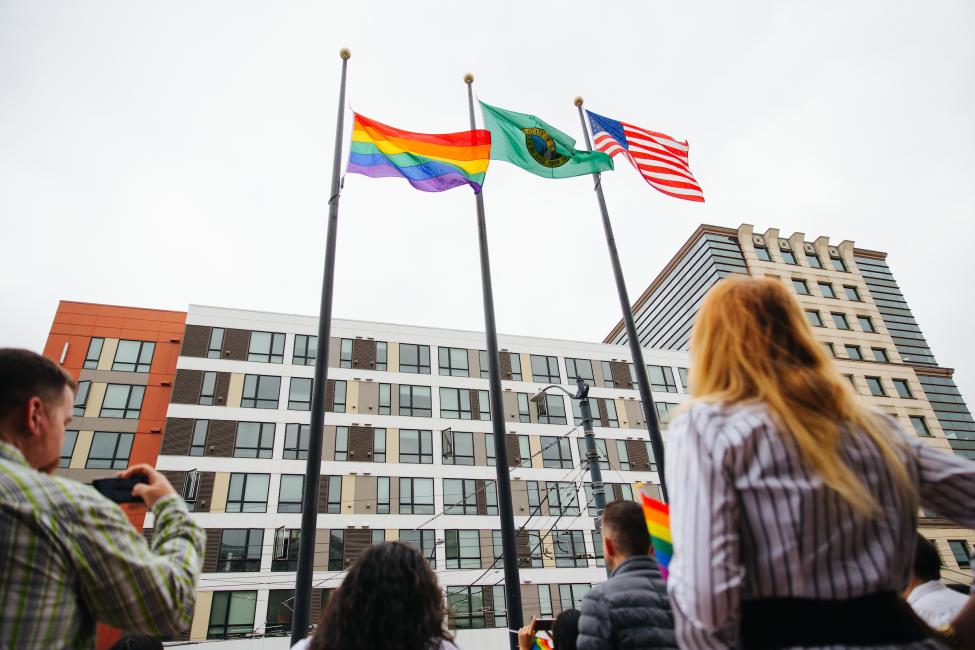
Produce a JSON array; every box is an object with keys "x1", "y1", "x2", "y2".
[
  {"x1": 84, "y1": 337, "x2": 104, "y2": 369},
  {"x1": 893, "y1": 379, "x2": 914, "y2": 399},
  {"x1": 447, "y1": 586, "x2": 485, "y2": 629},
  {"x1": 377, "y1": 476, "x2": 390, "y2": 514},
  {"x1": 831, "y1": 254, "x2": 848, "y2": 272},
  {"x1": 399, "y1": 429, "x2": 433, "y2": 464},
  {"x1": 832, "y1": 313, "x2": 851, "y2": 330},
  {"x1": 805, "y1": 310, "x2": 824, "y2": 327},
  {"x1": 445, "y1": 529, "x2": 481, "y2": 568},
  {"x1": 910, "y1": 416, "x2": 931, "y2": 437},
  {"x1": 866, "y1": 377, "x2": 886, "y2": 397},
  {"x1": 754, "y1": 246, "x2": 771, "y2": 261},
  {"x1": 845, "y1": 345, "x2": 863, "y2": 360},
  {"x1": 181, "y1": 471, "x2": 200, "y2": 510},
  {"x1": 818, "y1": 282, "x2": 836, "y2": 298},
  {"x1": 334, "y1": 426, "x2": 348, "y2": 461},
  {"x1": 485, "y1": 432, "x2": 496, "y2": 466},
  {"x1": 328, "y1": 530, "x2": 345, "y2": 570},
  {"x1": 648, "y1": 365, "x2": 677, "y2": 392},
  {"x1": 781, "y1": 248, "x2": 797, "y2": 265},
  {"x1": 86, "y1": 431, "x2": 133, "y2": 469},
  {"x1": 226, "y1": 473, "x2": 270, "y2": 513},
  {"x1": 399, "y1": 477, "x2": 434, "y2": 514},
  {"x1": 207, "y1": 591, "x2": 256, "y2": 639},
  {"x1": 537, "y1": 394, "x2": 567, "y2": 425},
  {"x1": 73, "y1": 380, "x2": 91, "y2": 416},
  {"x1": 249, "y1": 332, "x2": 284, "y2": 364},
  {"x1": 59, "y1": 430, "x2": 78, "y2": 468},
  {"x1": 399, "y1": 344, "x2": 431, "y2": 374},
  {"x1": 601, "y1": 361, "x2": 617, "y2": 388},
  {"x1": 491, "y1": 530, "x2": 505, "y2": 569},
  {"x1": 271, "y1": 528, "x2": 301, "y2": 571},
  {"x1": 806, "y1": 250, "x2": 823, "y2": 269},
  {"x1": 378, "y1": 383, "x2": 391, "y2": 415},
  {"x1": 530, "y1": 355, "x2": 561, "y2": 384},
  {"x1": 235, "y1": 422, "x2": 274, "y2": 458},
  {"x1": 616, "y1": 440, "x2": 631, "y2": 471},
  {"x1": 857, "y1": 315, "x2": 875, "y2": 333},
  {"x1": 576, "y1": 437, "x2": 609, "y2": 469},
  {"x1": 559, "y1": 584, "x2": 591, "y2": 611},
  {"x1": 112, "y1": 340, "x2": 155, "y2": 373},
  {"x1": 266, "y1": 589, "x2": 296, "y2": 634},
  {"x1": 476, "y1": 389, "x2": 490, "y2": 421},
  {"x1": 872, "y1": 348, "x2": 889, "y2": 362},
  {"x1": 553, "y1": 529, "x2": 588, "y2": 567},
  {"x1": 217, "y1": 529, "x2": 263, "y2": 572},
  {"x1": 565, "y1": 358, "x2": 595, "y2": 384},
  {"x1": 399, "y1": 529, "x2": 436, "y2": 567},
  {"x1": 278, "y1": 475, "x2": 304, "y2": 513},
  {"x1": 538, "y1": 585, "x2": 553, "y2": 616},
  {"x1": 491, "y1": 585, "x2": 507, "y2": 628},
  {"x1": 527, "y1": 480, "x2": 541, "y2": 511},
  {"x1": 241, "y1": 375, "x2": 280, "y2": 409},
  {"x1": 374, "y1": 428, "x2": 386, "y2": 463},
  {"x1": 283, "y1": 423, "x2": 309, "y2": 460},
  {"x1": 509, "y1": 353, "x2": 523, "y2": 381},
  {"x1": 292, "y1": 335, "x2": 317, "y2": 366},
  {"x1": 949, "y1": 540, "x2": 971, "y2": 568},
  {"x1": 200, "y1": 371, "x2": 217, "y2": 405},
  {"x1": 332, "y1": 380, "x2": 347, "y2": 413},
  {"x1": 517, "y1": 393, "x2": 531, "y2": 423},
  {"x1": 442, "y1": 430, "x2": 474, "y2": 465},
  {"x1": 792, "y1": 279, "x2": 810, "y2": 295},
  {"x1": 484, "y1": 480, "x2": 498, "y2": 515},
  {"x1": 645, "y1": 441, "x2": 659, "y2": 472},
  {"x1": 324, "y1": 476, "x2": 341, "y2": 513},
  {"x1": 592, "y1": 530, "x2": 605, "y2": 567},
  {"x1": 339, "y1": 339, "x2": 353, "y2": 368},
  {"x1": 440, "y1": 388, "x2": 472, "y2": 420},
  {"x1": 399, "y1": 385, "x2": 432, "y2": 417},
  {"x1": 656, "y1": 402, "x2": 679, "y2": 429},
  {"x1": 844, "y1": 285, "x2": 862, "y2": 301},
  {"x1": 100, "y1": 384, "x2": 145, "y2": 419},
  {"x1": 439, "y1": 347, "x2": 470, "y2": 377},
  {"x1": 518, "y1": 436, "x2": 531, "y2": 468},
  {"x1": 443, "y1": 478, "x2": 478, "y2": 515},
  {"x1": 541, "y1": 436, "x2": 573, "y2": 469},
  {"x1": 288, "y1": 377, "x2": 312, "y2": 411},
  {"x1": 546, "y1": 482, "x2": 580, "y2": 516},
  {"x1": 526, "y1": 531, "x2": 544, "y2": 568},
  {"x1": 678, "y1": 367, "x2": 690, "y2": 392},
  {"x1": 376, "y1": 342, "x2": 388, "y2": 371},
  {"x1": 207, "y1": 328, "x2": 224, "y2": 359}
]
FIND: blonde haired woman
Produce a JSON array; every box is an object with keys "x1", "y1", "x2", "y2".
[{"x1": 666, "y1": 276, "x2": 975, "y2": 648}]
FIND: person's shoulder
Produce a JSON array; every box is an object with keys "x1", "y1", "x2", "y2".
[
  {"x1": 45, "y1": 474, "x2": 124, "y2": 523},
  {"x1": 670, "y1": 401, "x2": 772, "y2": 445}
]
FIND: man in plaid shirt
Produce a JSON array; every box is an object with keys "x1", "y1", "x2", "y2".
[{"x1": 0, "y1": 349, "x2": 205, "y2": 647}]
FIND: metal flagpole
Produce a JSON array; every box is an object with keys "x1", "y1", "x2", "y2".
[
  {"x1": 290, "y1": 48, "x2": 350, "y2": 646},
  {"x1": 573, "y1": 97, "x2": 669, "y2": 502},
  {"x1": 465, "y1": 73, "x2": 523, "y2": 649}
]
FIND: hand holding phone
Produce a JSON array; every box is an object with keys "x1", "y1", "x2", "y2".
[{"x1": 92, "y1": 476, "x2": 149, "y2": 503}]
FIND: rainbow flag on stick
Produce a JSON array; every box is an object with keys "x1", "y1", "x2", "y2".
[
  {"x1": 348, "y1": 113, "x2": 491, "y2": 193},
  {"x1": 533, "y1": 635, "x2": 553, "y2": 650},
  {"x1": 639, "y1": 483, "x2": 672, "y2": 581}
]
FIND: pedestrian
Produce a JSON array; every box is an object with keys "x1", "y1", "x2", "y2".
[
  {"x1": 517, "y1": 609, "x2": 581, "y2": 650},
  {"x1": 293, "y1": 541, "x2": 459, "y2": 650},
  {"x1": 905, "y1": 535, "x2": 969, "y2": 627},
  {"x1": 0, "y1": 348, "x2": 205, "y2": 647},
  {"x1": 108, "y1": 636, "x2": 163, "y2": 650},
  {"x1": 666, "y1": 276, "x2": 975, "y2": 648},
  {"x1": 576, "y1": 500, "x2": 677, "y2": 650}
]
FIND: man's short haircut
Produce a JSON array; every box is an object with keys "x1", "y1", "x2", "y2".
[
  {"x1": 0, "y1": 348, "x2": 76, "y2": 423},
  {"x1": 601, "y1": 500, "x2": 651, "y2": 558},
  {"x1": 913, "y1": 534, "x2": 942, "y2": 583}
]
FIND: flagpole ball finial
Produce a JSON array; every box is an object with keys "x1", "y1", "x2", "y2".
[
  {"x1": 574, "y1": 96, "x2": 584, "y2": 107},
  {"x1": 464, "y1": 73, "x2": 474, "y2": 85},
  {"x1": 340, "y1": 48, "x2": 351, "y2": 60}
]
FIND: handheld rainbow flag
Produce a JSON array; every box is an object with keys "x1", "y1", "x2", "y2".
[
  {"x1": 639, "y1": 483, "x2": 672, "y2": 581},
  {"x1": 348, "y1": 113, "x2": 491, "y2": 193},
  {"x1": 533, "y1": 635, "x2": 553, "y2": 650}
]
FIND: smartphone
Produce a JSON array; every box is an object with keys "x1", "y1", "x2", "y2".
[
  {"x1": 533, "y1": 618, "x2": 556, "y2": 632},
  {"x1": 91, "y1": 476, "x2": 148, "y2": 503}
]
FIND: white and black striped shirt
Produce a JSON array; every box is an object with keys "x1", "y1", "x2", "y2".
[{"x1": 665, "y1": 402, "x2": 975, "y2": 649}]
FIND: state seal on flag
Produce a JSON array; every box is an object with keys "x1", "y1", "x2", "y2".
[{"x1": 522, "y1": 127, "x2": 570, "y2": 168}]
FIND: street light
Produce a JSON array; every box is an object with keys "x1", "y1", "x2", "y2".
[{"x1": 530, "y1": 378, "x2": 607, "y2": 532}]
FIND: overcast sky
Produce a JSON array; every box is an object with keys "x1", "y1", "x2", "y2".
[{"x1": 2, "y1": 1, "x2": 973, "y2": 402}]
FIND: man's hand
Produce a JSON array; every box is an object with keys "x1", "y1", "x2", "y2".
[
  {"x1": 518, "y1": 616, "x2": 536, "y2": 650},
  {"x1": 119, "y1": 464, "x2": 176, "y2": 509}
]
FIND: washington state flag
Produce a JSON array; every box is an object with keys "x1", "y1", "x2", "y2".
[{"x1": 479, "y1": 101, "x2": 613, "y2": 179}]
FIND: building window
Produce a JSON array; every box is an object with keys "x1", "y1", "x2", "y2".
[
  {"x1": 283, "y1": 423, "x2": 309, "y2": 460},
  {"x1": 207, "y1": 328, "x2": 224, "y2": 359},
  {"x1": 791, "y1": 278, "x2": 810, "y2": 295},
  {"x1": 485, "y1": 432, "x2": 497, "y2": 467},
  {"x1": 332, "y1": 380, "x2": 347, "y2": 413},
  {"x1": 399, "y1": 343, "x2": 431, "y2": 374},
  {"x1": 399, "y1": 429, "x2": 433, "y2": 464},
  {"x1": 241, "y1": 375, "x2": 281, "y2": 409},
  {"x1": 656, "y1": 402, "x2": 678, "y2": 428},
  {"x1": 100, "y1": 384, "x2": 145, "y2": 419},
  {"x1": 831, "y1": 313, "x2": 851, "y2": 330},
  {"x1": 910, "y1": 416, "x2": 931, "y2": 437},
  {"x1": 292, "y1": 334, "x2": 317, "y2": 366},
  {"x1": 226, "y1": 473, "x2": 270, "y2": 513},
  {"x1": 844, "y1": 345, "x2": 863, "y2": 361},
  {"x1": 476, "y1": 390, "x2": 490, "y2": 421},
  {"x1": 374, "y1": 428, "x2": 387, "y2": 463},
  {"x1": 399, "y1": 385, "x2": 432, "y2": 417},
  {"x1": 234, "y1": 422, "x2": 274, "y2": 458},
  {"x1": 378, "y1": 383, "x2": 391, "y2": 415},
  {"x1": 831, "y1": 254, "x2": 848, "y2": 272},
  {"x1": 516, "y1": 393, "x2": 531, "y2": 423},
  {"x1": 547, "y1": 482, "x2": 580, "y2": 516},
  {"x1": 248, "y1": 332, "x2": 284, "y2": 364},
  {"x1": 266, "y1": 589, "x2": 296, "y2": 634},
  {"x1": 445, "y1": 530, "x2": 481, "y2": 568},
  {"x1": 518, "y1": 436, "x2": 531, "y2": 468},
  {"x1": 592, "y1": 530, "x2": 605, "y2": 567},
  {"x1": 865, "y1": 377, "x2": 886, "y2": 397},
  {"x1": 538, "y1": 394, "x2": 567, "y2": 425},
  {"x1": 565, "y1": 358, "x2": 595, "y2": 384},
  {"x1": 818, "y1": 282, "x2": 836, "y2": 299},
  {"x1": 648, "y1": 365, "x2": 677, "y2": 392},
  {"x1": 272, "y1": 529, "x2": 301, "y2": 571},
  {"x1": 781, "y1": 248, "x2": 797, "y2": 265},
  {"x1": 278, "y1": 475, "x2": 304, "y2": 513},
  {"x1": 438, "y1": 347, "x2": 470, "y2": 377},
  {"x1": 400, "y1": 529, "x2": 436, "y2": 567},
  {"x1": 200, "y1": 371, "x2": 217, "y2": 405},
  {"x1": 443, "y1": 430, "x2": 474, "y2": 466},
  {"x1": 509, "y1": 353, "x2": 523, "y2": 381},
  {"x1": 440, "y1": 388, "x2": 472, "y2": 420},
  {"x1": 601, "y1": 361, "x2": 617, "y2": 388},
  {"x1": 576, "y1": 437, "x2": 609, "y2": 469},
  {"x1": 491, "y1": 530, "x2": 505, "y2": 569},
  {"x1": 181, "y1": 471, "x2": 200, "y2": 510},
  {"x1": 84, "y1": 337, "x2": 104, "y2": 369},
  {"x1": 678, "y1": 367, "x2": 690, "y2": 392},
  {"x1": 949, "y1": 540, "x2": 971, "y2": 568},
  {"x1": 86, "y1": 431, "x2": 134, "y2": 469},
  {"x1": 616, "y1": 439, "x2": 631, "y2": 471},
  {"x1": 541, "y1": 436, "x2": 574, "y2": 469},
  {"x1": 399, "y1": 477, "x2": 434, "y2": 514},
  {"x1": 339, "y1": 339, "x2": 353, "y2": 368},
  {"x1": 112, "y1": 340, "x2": 155, "y2": 373},
  {"x1": 857, "y1": 315, "x2": 876, "y2": 333},
  {"x1": 447, "y1": 586, "x2": 486, "y2": 629},
  {"x1": 843, "y1": 285, "x2": 861, "y2": 301},
  {"x1": 328, "y1": 530, "x2": 345, "y2": 570},
  {"x1": 217, "y1": 529, "x2": 263, "y2": 572},
  {"x1": 377, "y1": 476, "x2": 390, "y2": 514},
  {"x1": 324, "y1": 475, "x2": 341, "y2": 513},
  {"x1": 376, "y1": 341, "x2": 388, "y2": 371},
  {"x1": 526, "y1": 481, "x2": 541, "y2": 511},
  {"x1": 207, "y1": 591, "x2": 257, "y2": 639},
  {"x1": 59, "y1": 430, "x2": 78, "y2": 468},
  {"x1": 872, "y1": 348, "x2": 889, "y2": 362},
  {"x1": 806, "y1": 251, "x2": 823, "y2": 268},
  {"x1": 443, "y1": 478, "x2": 478, "y2": 515},
  {"x1": 754, "y1": 245, "x2": 771, "y2": 261},
  {"x1": 530, "y1": 354, "x2": 561, "y2": 384},
  {"x1": 645, "y1": 441, "x2": 658, "y2": 472},
  {"x1": 524, "y1": 531, "x2": 544, "y2": 568},
  {"x1": 288, "y1": 377, "x2": 312, "y2": 411},
  {"x1": 559, "y1": 584, "x2": 591, "y2": 611},
  {"x1": 73, "y1": 380, "x2": 91, "y2": 416},
  {"x1": 893, "y1": 379, "x2": 914, "y2": 399},
  {"x1": 805, "y1": 310, "x2": 824, "y2": 327},
  {"x1": 538, "y1": 585, "x2": 553, "y2": 616},
  {"x1": 334, "y1": 426, "x2": 349, "y2": 461},
  {"x1": 553, "y1": 529, "x2": 588, "y2": 567}
]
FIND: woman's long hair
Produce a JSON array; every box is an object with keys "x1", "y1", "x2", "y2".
[
  {"x1": 310, "y1": 542, "x2": 453, "y2": 650},
  {"x1": 689, "y1": 275, "x2": 914, "y2": 516}
]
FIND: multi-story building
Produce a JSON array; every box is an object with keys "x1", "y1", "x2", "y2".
[{"x1": 605, "y1": 223, "x2": 975, "y2": 585}]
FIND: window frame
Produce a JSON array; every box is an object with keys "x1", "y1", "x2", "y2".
[
  {"x1": 817, "y1": 282, "x2": 836, "y2": 299},
  {"x1": 73, "y1": 380, "x2": 91, "y2": 416},
  {"x1": 83, "y1": 337, "x2": 104, "y2": 369},
  {"x1": 234, "y1": 422, "x2": 274, "y2": 459},
  {"x1": 59, "y1": 429, "x2": 79, "y2": 468},
  {"x1": 277, "y1": 474, "x2": 305, "y2": 513},
  {"x1": 442, "y1": 429, "x2": 475, "y2": 466},
  {"x1": 399, "y1": 429, "x2": 433, "y2": 464},
  {"x1": 537, "y1": 393, "x2": 567, "y2": 425},
  {"x1": 893, "y1": 378, "x2": 914, "y2": 399},
  {"x1": 831, "y1": 312, "x2": 851, "y2": 330},
  {"x1": 647, "y1": 365, "x2": 678, "y2": 393},
  {"x1": 910, "y1": 415, "x2": 931, "y2": 437},
  {"x1": 226, "y1": 473, "x2": 270, "y2": 513},
  {"x1": 241, "y1": 375, "x2": 281, "y2": 409},
  {"x1": 292, "y1": 334, "x2": 317, "y2": 366},
  {"x1": 248, "y1": 331, "x2": 285, "y2": 364},
  {"x1": 792, "y1": 278, "x2": 810, "y2": 295},
  {"x1": 445, "y1": 529, "x2": 481, "y2": 569},
  {"x1": 99, "y1": 384, "x2": 145, "y2": 419},
  {"x1": 439, "y1": 387, "x2": 473, "y2": 420},
  {"x1": 540, "y1": 435, "x2": 574, "y2": 469},
  {"x1": 865, "y1": 376, "x2": 886, "y2": 397},
  {"x1": 398, "y1": 477, "x2": 435, "y2": 515},
  {"x1": 112, "y1": 340, "x2": 155, "y2": 373},
  {"x1": 438, "y1": 346, "x2": 470, "y2": 377},
  {"x1": 530, "y1": 354, "x2": 561, "y2": 384},
  {"x1": 857, "y1": 315, "x2": 876, "y2": 333},
  {"x1": 207, "y1": 590, "x2": 257, "y2": 639},
  {"x1": 805, "y1": 310, "x2": 824, "y2": 327},
  {"x1": 283, "y1": 423, "x2": 309, "y2": 460},
  {"x1": 207, "y1": 328, "x2": 224, "y2": 359},
  {"x1": 288, "y1": 377, "x2": 312, "y2": 411},
  {"x1": 443, "y1": 478, "x2": 478, "y2": 515},
  {"x1": 398, "y1": 343, "x2": 431, "y2": 374},
  {"x1": 217, "y1": 528, "x2": 263, "y2": 572},
  {"x1": 844, "y1": 285, "x2": 862, "y2": 301},
  {"x1": 86, "y1": 431, "x2": 135, "y2": 469},
  {"x1": 399, "y1": 384, "x2": 432, "y2": 417}
]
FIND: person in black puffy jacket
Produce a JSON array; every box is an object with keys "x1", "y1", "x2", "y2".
[{"x1": 577, "y1": 501, "x2": 677, "y2": 650}]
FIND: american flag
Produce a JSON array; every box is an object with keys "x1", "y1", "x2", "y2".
[{"x1": 587, "y1": 110, "x2": 704, "y2": 202}]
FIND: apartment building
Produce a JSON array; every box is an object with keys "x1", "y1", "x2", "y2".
[
  {"x1": 606, "y1": 223, "x2": 975, "y2": 583},
  {"x1": 137, "y1": 305, "x2": 690, "y2": 646}
]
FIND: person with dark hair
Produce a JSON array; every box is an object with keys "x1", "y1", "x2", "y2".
[
  {"x1": 108, "y1": 635, "x2": 164, "y2": 650},
  {"x1": 576, "y1": 500, "x2": 676, "y2": 649},
  {"x1": 517, "y1": 609, "x2": 581, "y2": 650},
  {"x1": 0, "y1": 348, "x2": 205, "y2": 646},
  {"x1": 905, "y1": 535, "x2": 968, "y2": 627},
  {"x1": 293, "y1": 541, "x2": 458, "y2": 650}
]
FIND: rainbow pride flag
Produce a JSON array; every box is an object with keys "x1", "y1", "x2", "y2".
[
  {"x1": 348, "y1": 113, "x2": 491, "y2": 193},
  {"x1": 639, "y1": 483, "x2": 672, "y2": 581},
  {"x1": 533, "y1": 635, "x2": 553, "y2": 650}
]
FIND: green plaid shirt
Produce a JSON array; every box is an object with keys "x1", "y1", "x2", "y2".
[{"x1": 0, "y1": 441, "x2": 205, "y2": 648}]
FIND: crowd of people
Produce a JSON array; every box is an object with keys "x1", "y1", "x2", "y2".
[{"x1": 2, "y1": 276, "x2": 975, "y2": 649}]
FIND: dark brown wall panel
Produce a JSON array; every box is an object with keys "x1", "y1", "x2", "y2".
[
  {"x1": 596, "y1": 399, "x2": 610, "y2": 428},
  {"x1": 171, "y1": 369, "x2": 203, "y2": 405},
  {"x1": 611, "y1": 362, "x2": 633, "y2": 389},
  {"x1": 349, "y1": 426, "x2": 374, "y2": 462},
  {"x1": 506, "y1": 434, "x2": 520, "y2": 468},
  {"x1": 515, "y1": 529, "x2": 532, "y2": 567},
  {"x1": 469, "y1": 389, "x2": 480, "y2": 419},
  {"x1": 161, "y1": 418, "x2": 193, "y2": 455},
  {"x1": 203, "y1": 528, "x2": 221, "y2": 573},
  {"x1": 213, "y1": 372, "x2": 231, "y2": 406},
  {"x1": 325, "y1": 379, "x2": 335, "y2": 412},
  {"x1": 625, "y1": 440, "x2": 651, "y2": 471},
  {"x1": 343, "y1": 528, "x2": 371, "y2": 568},
  {"x1": 207, "y1": 420, "x2": 236, "y2": 457},
  {"x1": 499, "y1": 352, "x2": 513, "y2": 381},
  {"x1": 475, "y1": 478, "x2": 487, "y2": 515},
  {"x1": 222, "y1": 328, "x2": 250, "y2": 361},
  {"x1": 196, "y1": 472, "x2": 215, "y2": 512},
  {"x1": 483, "y1": 587, "x2": 496, "y2": 628},
  {"x1": 351, "y1": 339, "x2": 376, "y2": 370},
  {"x1": 181, "y1": 325, "x2": 210, "y2": 358}
]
